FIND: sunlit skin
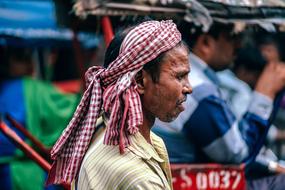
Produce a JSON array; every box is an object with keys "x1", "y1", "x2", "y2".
[{"x1": 137, "y1": 45, "x2": 192, "y2": 143}]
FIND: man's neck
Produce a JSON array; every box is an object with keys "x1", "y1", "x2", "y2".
[
  {"x1": 140, "y1": 109, "x2": 155, "y2": 144},
  {"x1": 139, "y1": 125, "x2": 152, "y2": 144},
  {"x1": 192, "y1": 50, "x2": 210, "y2": 65}
]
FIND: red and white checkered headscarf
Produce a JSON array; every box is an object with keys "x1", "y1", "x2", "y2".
[{"x1": 46, "y1": 20, "x2": 181, "y2": 186}]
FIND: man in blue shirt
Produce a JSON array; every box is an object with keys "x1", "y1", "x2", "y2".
[{"x1": 153, "y1": 22, "x2": 285, "y2": 189}]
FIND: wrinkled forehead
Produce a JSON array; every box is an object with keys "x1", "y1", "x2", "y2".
[{"x1": 161, "y1": 45, "x2": 190, "y2": 70}]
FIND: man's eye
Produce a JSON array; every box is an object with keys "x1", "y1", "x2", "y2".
[{"x1": 177, "y1": 75, "x2": 183, "y2": 80}]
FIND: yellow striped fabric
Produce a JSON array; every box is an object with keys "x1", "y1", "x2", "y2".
[{"x1": 76, "y1": 130, "x2": 172, "y2": 190}]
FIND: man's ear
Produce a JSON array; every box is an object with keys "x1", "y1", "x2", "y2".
[
  {"x1": 136, "y1": 70, "x2": 145, "y2": 95},
  {"x1": 199, "y1": 35, "x2": 213, "y2": 48},
  {"x1": 136, "y1": 70, "x2": 149, "y2": 95},
  {"x1": 195, "y1": 34, "x2": 214, "y2": 59}
]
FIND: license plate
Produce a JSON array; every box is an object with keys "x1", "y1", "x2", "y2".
[{"x1": 171, "y1": 164, "x2": 246, "y2": 190}]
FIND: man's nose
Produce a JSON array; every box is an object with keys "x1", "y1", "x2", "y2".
[{"x1": 183, "y1": 81, "x2": 192, "y2": 95}]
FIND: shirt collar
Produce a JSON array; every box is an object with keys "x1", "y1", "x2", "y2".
[
  {"x1": 190, "y1": 52, "x2": 221, "y2": 85},
  {"x1": 127, "y1": 132, "x2": 165, "y2": 163},
  {"x1": 190, "y1": 53, "x2": 208, "y2": 70}
]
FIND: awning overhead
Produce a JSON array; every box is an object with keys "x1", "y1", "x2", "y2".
[
  {"x1": 73, "y1": 0, "x2": 285, "y2": 31},
  {"x1": 0, "y1": 0, "x2": 99, "y2": 48},
  {"x1": 0, "y1": 0, "x2": 56, "y2": 29}
]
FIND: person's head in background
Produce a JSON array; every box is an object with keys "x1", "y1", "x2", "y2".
[
  {"x1": 0, "y1": 47, "x2": 34, "y2": 80},
  {"x1": 256, "y1": 33, "x2": 282, "y2": 63},
  {"x1": 232, "y1": 44, "x2": 267, "y2": 89},
  {"x1": 179, "y1": 21, "x2": 239, "y2": 71}
]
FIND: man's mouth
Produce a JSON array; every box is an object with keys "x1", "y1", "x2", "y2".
[{"x1": 177, "y1": 96, "x2": 187, "y2": 106}]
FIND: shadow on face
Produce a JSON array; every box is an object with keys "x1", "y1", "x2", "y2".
[{"x1": 208, "y1": 32, "x2": 237, "y2": 71}]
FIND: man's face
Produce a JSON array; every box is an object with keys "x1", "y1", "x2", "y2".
[
  {"x1": 141, "y1": 46, "x2": 192, "y2": 122},
  {"x1": 209, "y1": 32, "x2": 236, "y2": 71}
]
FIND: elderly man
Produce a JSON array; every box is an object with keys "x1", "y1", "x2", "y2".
[{"x1": 46, "y1": 20, "x2": 192, "y2": 190}]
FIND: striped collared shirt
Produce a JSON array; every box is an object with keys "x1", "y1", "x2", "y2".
[{"x1": 76, "y1": 130, "x2": 172, "y2": 190}]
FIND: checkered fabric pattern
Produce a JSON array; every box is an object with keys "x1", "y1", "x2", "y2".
[{"x1": 46, "y1": 20, "x2": 181, "y2": 186}]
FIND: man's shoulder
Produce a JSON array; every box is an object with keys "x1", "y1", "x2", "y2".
[
  {"x1": 150, "y1": 131, "x2": 164, "y2": 144},
  {"x1": 217, "y1": 69, "x2": 251, "y2": 93},
  {"x1": 78, "y1": 142, "x2": 153, "y2": 189},
  {"x1": 189, "y1": 67, "x2": 210, "y2": 88},
  {"x1": 150, "y1": 131, "x2": 168, "y2": 151},
  {"x1": 80, "y1": 141, "x2": 145, "y2": 177},
  {"x1": 78, "y1": 132, "x2": 171, "y2": 189},
  {"x1": 191, "y1": 82, "x2": 220, "y2": 103},
  {"x1": 81, "y1": 136, "x2": 146, "y2": 172},
  {"x1": 189, "y1": 66, "x2": 219, "y2": 100}
]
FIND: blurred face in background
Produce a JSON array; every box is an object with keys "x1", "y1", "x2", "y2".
[
  {"x1": 8, "y1": 48, "x2": 34, "y2": 77},
  {"x1": 9, "y1": 57, "x2": 34, "y2": 77},
  {"x1": 260, "y1": 43, "x2": 281, "y2": 63},
  {"x1": 208, "y1": 32, "x2": 237, "y2": 71}
]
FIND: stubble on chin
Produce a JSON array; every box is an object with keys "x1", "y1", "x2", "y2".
[{"x1": 164, "y1": 110, "x2": 180, "y2": 123}]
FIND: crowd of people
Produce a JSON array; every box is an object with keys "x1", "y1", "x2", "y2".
[{"x1": 1, "y1": 19, "x2": 285, "y2": 190}]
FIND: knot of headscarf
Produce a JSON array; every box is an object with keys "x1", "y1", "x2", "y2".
[{"x1": 46, "y1": 20, "x2": 181, "y2": 186}]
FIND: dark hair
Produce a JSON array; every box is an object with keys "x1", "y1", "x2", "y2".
[
  {"x1": 178, "y1": 21, "x2": 235, "y2": 49},
  {"x1": 0, "y1": 47, "x2": 33, "y2": 80},
  {"x1": 256, "y1": 33, "x2": 279, "y2": 48},
  {"x1": 103, "y1": 27, "x2": 133, "y2": 68},
  {"x1": 255, "y1": 33, "x2": 282, "y2": 60},
  {"x1": 233, "y1": 45, "x2": 267, "y2": 72},
  {"x1": 104, "y1": 24, "x2": 188, "y2": 83},
  {"x1": 6, "y1": 47, "x2": 33, "y2": 62}
]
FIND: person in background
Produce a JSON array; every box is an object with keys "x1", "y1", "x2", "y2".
[
  {"x1": 258, "y1": 34, "x2": 285, "y2": 159},
  {"x1": 258, "y1": 34, "x2": 283, "y2": 64},
  {"x1": 230, "y1": 40, "x2": 285, "y2": 142},
  {"x1": 0, "y1": 47, "x2": 79, "y2": 190},
  {"x1": 46, "y1": 20, "x2": 192, "y2": 190},
  {"x1": 218, "y1": 44, "x2": 285, "y2": 178},
  {"x1": 257, "y1": 34, "x2": 285, "y2": 111},
  {"x1": 153, "y1": 21, "x2": 285, "y2": 189}
]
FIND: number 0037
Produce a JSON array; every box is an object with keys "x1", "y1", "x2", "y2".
[{"x1": 196, "y1": 170, "x2": 241, "y2": 189}]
